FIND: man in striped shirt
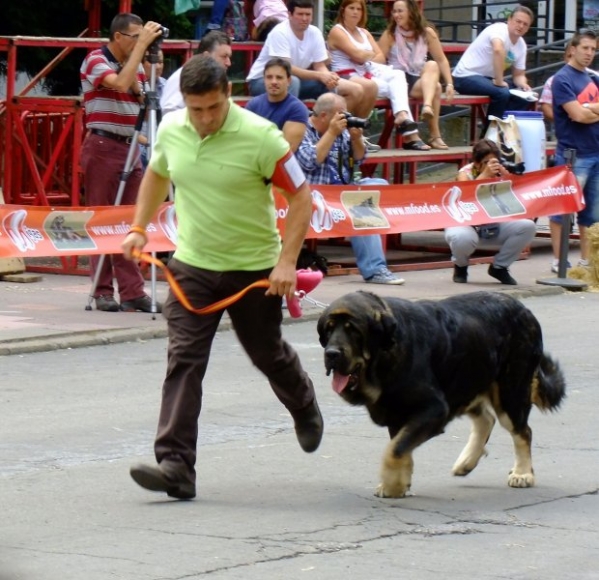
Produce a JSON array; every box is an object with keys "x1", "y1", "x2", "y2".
[{"x1": 80, "y1": 13, "x2": 163, "y2": 312}]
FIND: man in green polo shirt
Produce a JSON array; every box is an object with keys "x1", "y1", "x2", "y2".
[{"x1": 122, "y1": 55, "x2": 323, "y2": 500}]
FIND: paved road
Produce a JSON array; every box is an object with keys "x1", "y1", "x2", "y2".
[{"x1": 1, "y1": 292, "x2": 598, "y2": 579}]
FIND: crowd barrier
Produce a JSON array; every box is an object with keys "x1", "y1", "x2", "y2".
[{"x1": 0, "y1": 166, "x2": 582, "y2": 260}]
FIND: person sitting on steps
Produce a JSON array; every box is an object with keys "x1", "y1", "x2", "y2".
[
  {"x1": 326, "y1": 0, "x2": 429, "y2": 150},
  {"x1": 378, "y1": 0, "x2": 455, "y2": 149}
]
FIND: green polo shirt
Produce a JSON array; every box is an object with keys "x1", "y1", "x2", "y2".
[{"x1": 150, "y1": 101, "x2": 289, "y2": 271}]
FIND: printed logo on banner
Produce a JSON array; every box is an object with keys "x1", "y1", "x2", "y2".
[
  {"x1": 340, "y1": 189, "x2": 390, "y2": 230},
  {"x1": 2, "y1": 209, "x2": 42, "y2": 253},
  {"x1": 158, "y1": 205, "x2": 178, "y2": 244},
  {"x1": 44, "y1": 211, "x2": 96, "y2": 251},
  {"x1": 475, "y1": 181, "x2": 526, "y2": 218},
  {"x1": 442, "y1": 186, "x2": 475, "y2": 223},
  {"x1": 310, "y1": 190, "x2": 336, "y2": 233}
]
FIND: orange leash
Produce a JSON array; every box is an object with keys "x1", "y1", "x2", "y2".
[{"x1": 133, "y1": 250, "x2": 270, "y2": 315}]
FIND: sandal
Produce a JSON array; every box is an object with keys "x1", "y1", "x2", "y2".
[
  {"x1": 428, "y1": 136, "x2": 449, "y2": 150},
  {"x1": 395, "y1": 118, "x2": 418, "y2": 135},
  {"x1": 420, "y1": 104, "x2": 434, "y2": 121},
  {"x1": 403, "y1": 139, "x2": 431, "y2": 151}
]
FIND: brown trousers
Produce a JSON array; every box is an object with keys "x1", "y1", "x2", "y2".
[
  {"x1": 80, "y1": 133, "x2": 146, "y2": 301},
  {"x1": 154, "y1": 259, "x2": 316, "y2": 480}
]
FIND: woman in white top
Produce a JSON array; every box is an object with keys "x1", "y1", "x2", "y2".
[
  {"x1": 378, "y1": 0, "x2": 455, "y2": 149},
  {"x1": 327, "y1": 0, "x2": 430, "y2": 150}
]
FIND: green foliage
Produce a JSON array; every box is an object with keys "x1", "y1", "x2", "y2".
[{"x1": 0, "y1": 0, "x2": 194, "y2": 95}]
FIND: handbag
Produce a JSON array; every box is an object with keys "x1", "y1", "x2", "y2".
[
  {"x1": 484, "y1": 115, "x2": 524, "y2": 169},
  {"x1": 224, "y1": 1, "x2": 248, "y2": 41}
]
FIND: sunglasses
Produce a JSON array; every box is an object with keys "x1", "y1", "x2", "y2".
[{"x1": 578, "y1": 28, "x2": 597, "y2": 38}]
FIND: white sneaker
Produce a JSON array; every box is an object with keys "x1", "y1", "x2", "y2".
[
  {"x1": 551, "y1": 259, "x2": 571, "y2": 273},
  {"x1": 363, "y1": 138, "x2": 381, "y2": 153},
  {"x1": 366, "y1": 268, "x2": 405, "y2": 285},
  {"x1": 578, "y1": 259, "x2": 590, "y2": 268}
]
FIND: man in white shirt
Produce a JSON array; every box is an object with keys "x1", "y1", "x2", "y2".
[
  {"x1": 160, "y1": 30, "x2": 232, "y2": 116},
  {"x1": 246, "y1": 0, "x2": 375, "y2": 119},
  {"x1": 453, "y1": 5, "x2": 534, "y2": 135}
]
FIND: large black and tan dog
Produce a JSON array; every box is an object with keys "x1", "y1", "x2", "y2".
[{"x1": 317, "y1": 291, "x2": 566, "y2": 498}]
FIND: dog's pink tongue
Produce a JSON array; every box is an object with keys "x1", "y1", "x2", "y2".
[{"x1": 332, "y1": 371, "x2": 350, "y2": 394}]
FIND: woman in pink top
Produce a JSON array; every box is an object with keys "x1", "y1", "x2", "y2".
[
  {"x1": 378, "y1": 0, "x2": 455, "y2": 149},
  {"x1": 327, "y1": 0, "x2": 429, "y2": 150},
  {"x1": 251, "y1": 0, "x2": 289, "y2": 41}
]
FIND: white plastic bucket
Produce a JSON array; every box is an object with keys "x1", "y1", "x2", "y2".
[{"x1": 504, "y1": 111, "x2": 546, "y2": 172}]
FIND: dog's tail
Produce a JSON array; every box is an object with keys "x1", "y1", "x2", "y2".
[{"x1": 531, "y1": 353, "x2": 566, "y2": 411}]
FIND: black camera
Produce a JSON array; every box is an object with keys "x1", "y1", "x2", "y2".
[
  {"x1": 342, "y1": 112, "x2": 370, "y2": 130},
  {"x1": 500, "y1": 157, "x2": 525, "y2": 175},
  {"x1": 159, "y1": 26, "x2": 170, "y2": 39}
]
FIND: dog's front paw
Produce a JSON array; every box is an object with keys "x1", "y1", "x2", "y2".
[
  {"x1": 374, "y1": 482, "x2": 410, "y2": 498},
  {"x1": 508, "y1": 470, "x2": 535, "y2": 488}
]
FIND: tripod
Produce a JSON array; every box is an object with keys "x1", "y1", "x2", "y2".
[{"x1": 85, "y1": 41, "x2": 165, "y2": 317}]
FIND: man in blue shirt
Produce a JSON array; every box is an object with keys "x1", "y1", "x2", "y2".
[
  {"x1": 551, "y1": 29, "x2": 599, "y2": 270},
  {"x1": 296, "y1": 92, "x2": 405, "y2": 285},
  {"x1": 246, "y1": 57, "x2": 309, "y2": 152}
]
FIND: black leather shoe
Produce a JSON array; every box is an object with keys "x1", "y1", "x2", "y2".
[
  {"x1": 291, "y1": 399, "x2": 324, "y2": 453},
  {"x1": 453, "y1": 265, "x2": 468, "y2": 283},
  {"x1": 130, "y1": 463, "x2": 196, "y2": 499},
  {"x1": 488, "y1": 264, "x2": 517, "y2": 285}
]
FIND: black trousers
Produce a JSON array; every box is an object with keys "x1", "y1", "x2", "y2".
[{"x1": 154, "y1": 258, "x2": 316, "y2": 479}]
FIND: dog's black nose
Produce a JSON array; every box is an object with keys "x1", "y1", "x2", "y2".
[{"x1": 324, "y1": 347, "x2": 342, "y2": 367}]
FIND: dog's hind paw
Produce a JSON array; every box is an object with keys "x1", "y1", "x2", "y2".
[{"x1": 507, "y1": 471, "x2": 535, "y2": 488}]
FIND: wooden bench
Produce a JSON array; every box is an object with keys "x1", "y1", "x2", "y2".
[{"x1": 360, "y1": 145, "x2": 473, "y2": 183}]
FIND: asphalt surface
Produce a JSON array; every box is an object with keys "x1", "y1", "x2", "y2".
[{"x1": 1, "y1": 292, "x2": 598, "y2": 579}]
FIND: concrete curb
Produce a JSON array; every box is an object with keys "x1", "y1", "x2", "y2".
[{"x1": 0, "y1": 284, "x2": 567, "y2": 356}]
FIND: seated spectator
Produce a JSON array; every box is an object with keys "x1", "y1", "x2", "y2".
[
  {"x1": 296, "y1": 92, "x2": 405, "y2": 285},
  {"x1": 452, "y1": 5, "x2": 535, "y2": 136},
  {"x1": 246, "y1": 0, "x2": 377, "y2": 120},
  {"x1": 160, "y1": 31, "x2": 232, "y2": 116},
  {"x1": 378, "y1": 0, "x2": 454, "y2": 149},
  {"x1": 327, "y1": 0, "x2": 428, "y2": 150},
  {"x1": 444, "y1": 139, "x2": 536, "y2": 285},
  {"x1": 252, "y1": 0, "x2": 289, "y2": 41},
  {"x1": 246, "y1": 58, "x2": 309, "y2": 151}
]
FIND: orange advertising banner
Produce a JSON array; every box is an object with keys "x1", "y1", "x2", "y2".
[{"x1": 0, "y1": 166, "x2": 583, "y2": 258}]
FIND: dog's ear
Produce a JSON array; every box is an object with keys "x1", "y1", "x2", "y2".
[
  {"x1": 367, "y1": 308, "x2": 397, "y2": 353},
  {"x1": 316, "y1": 314, "x2": 328, "y2": 347}
]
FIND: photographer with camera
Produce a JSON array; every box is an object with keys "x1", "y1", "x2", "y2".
[
  {"x1": 444, "y1": 139, "x2": 536, "y2": 285},
  {"x1": 80, "y1": 13, "x2": 164, "y2": 312},
  {"x1": 296, "y1": 92, "x2": 405, "y2": 285}
]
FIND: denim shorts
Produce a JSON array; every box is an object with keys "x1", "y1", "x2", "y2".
[{"x1": 550, "y1": 152, "x2": 599, "y2": 227}]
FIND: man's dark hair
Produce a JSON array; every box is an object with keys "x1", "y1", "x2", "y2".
[
  {"x1": 264, "y1": 57, "x2": 292, "y2": 78},
  {"x1": 180, "y1": 54, "x2": 229, "y2": 96},
  {"x1": 571, "y1": 28, "x2": 598, "y2": 48},
  {"x1": 109, "y1": 13, "x2": 143, "y2": 41},
  {"x1": 196, "y1": 30, "x2": 232, "y2": 54},
  {"x1": 509, "y1": 5, "x2": 535, "y2": 22},
  {"x1": 287, "y1": 0, "x2": 314, "y2": 14}
]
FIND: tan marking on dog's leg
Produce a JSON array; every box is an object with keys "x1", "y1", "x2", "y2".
[
  {"x1": 452, "y1": 401, "x2": 496, "y2": 476},
  {"x1": 375, "y1": 440, "x2": 414, "y2": 498},
  {"x1": 496, "y1": 412, "x2": 535, "y2": 488}
]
